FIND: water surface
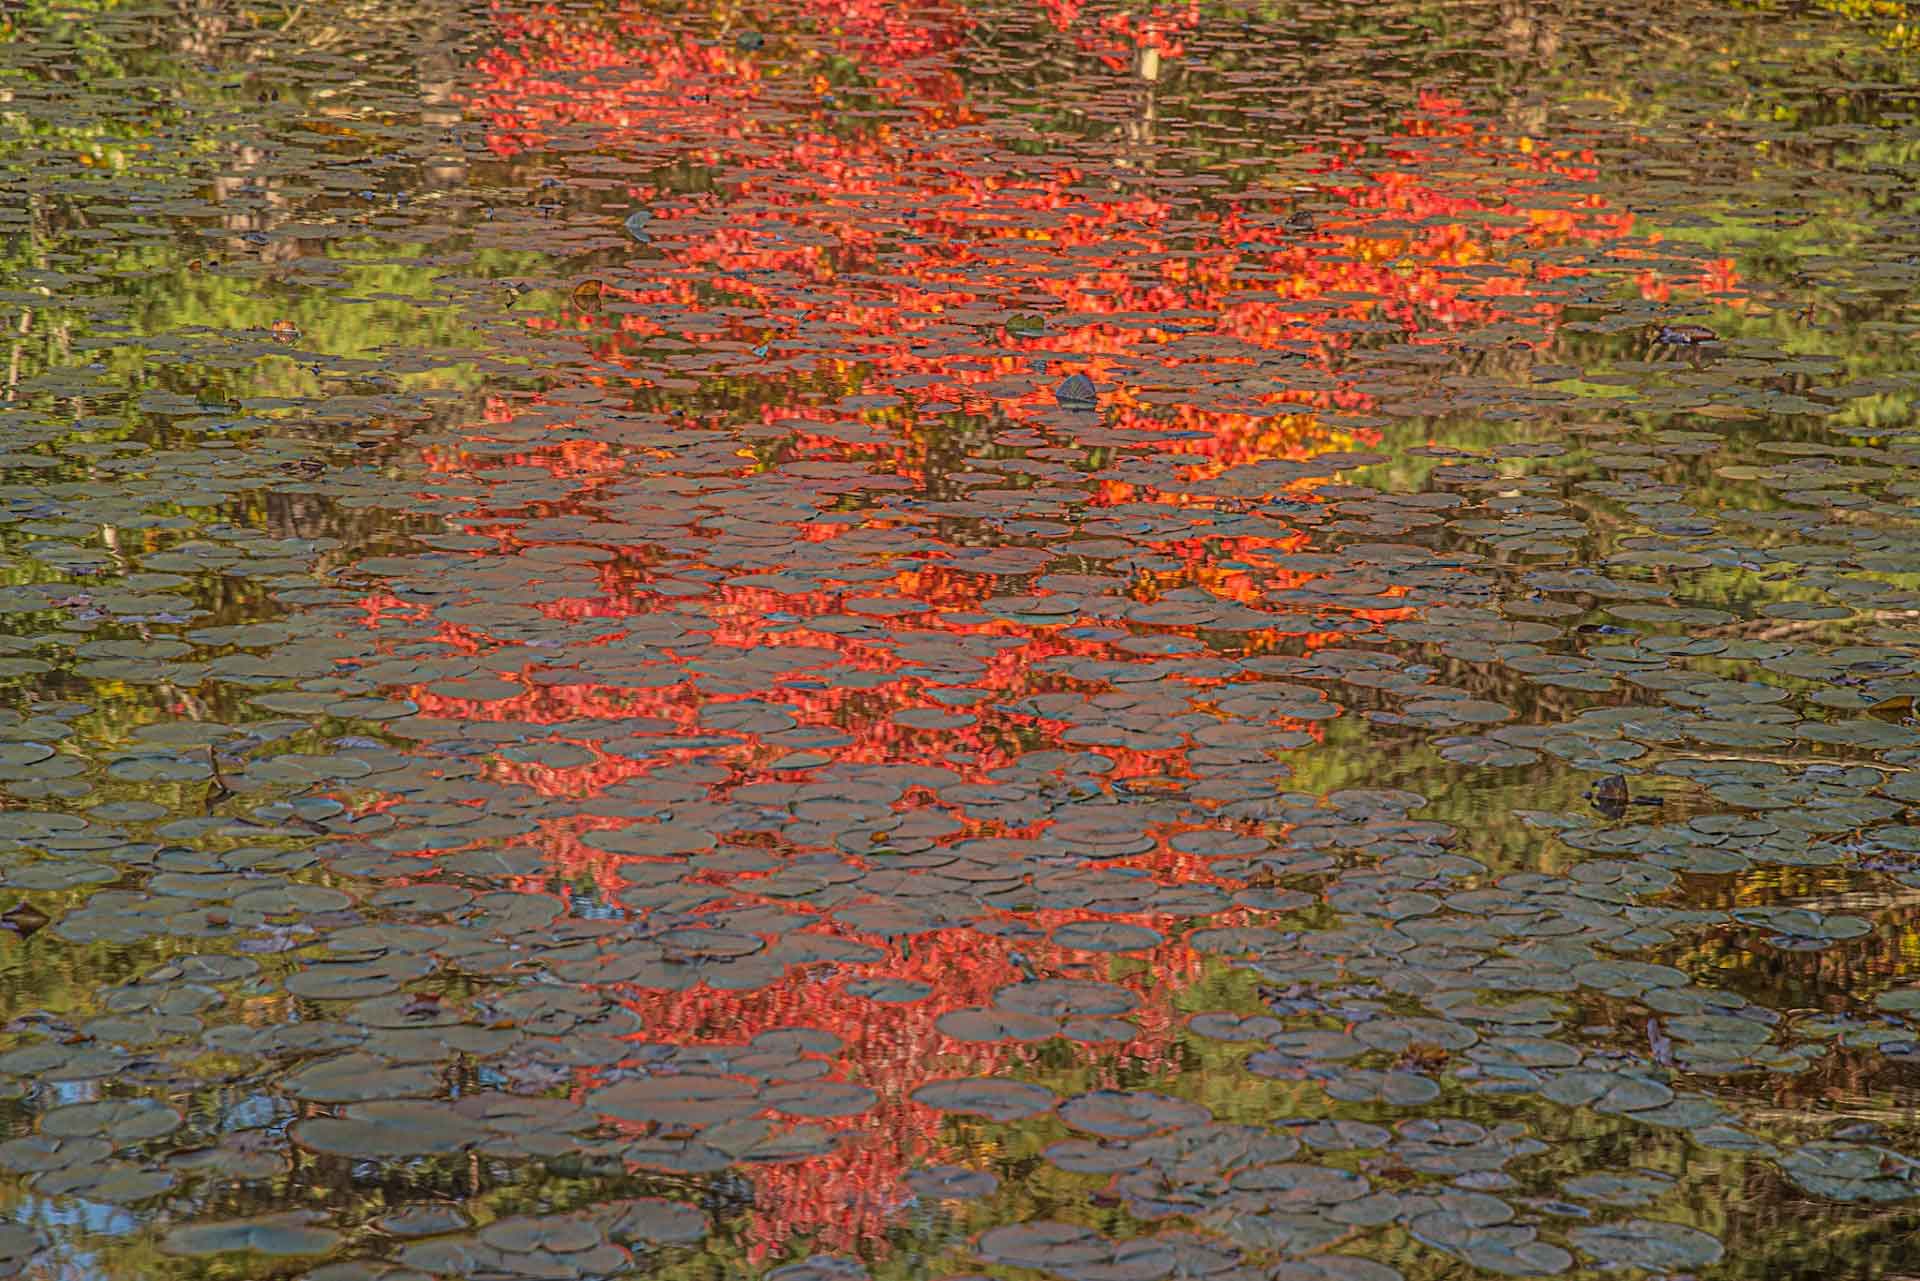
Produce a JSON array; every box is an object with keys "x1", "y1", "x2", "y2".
[{"x1": 2, "y1": 0, "x2": 1920, "y2": 1277}]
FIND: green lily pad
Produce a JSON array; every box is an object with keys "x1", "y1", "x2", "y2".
[
  {"x1": 161, "y1": 1212, "x2": 342, "y2": 1257},
  {"x1": 1570, "y1": 1219, "x2": 1724, "y2": 1269}
]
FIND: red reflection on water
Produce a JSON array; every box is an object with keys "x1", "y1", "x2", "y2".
[{"x1": 337, "y1": 0, "x2": 1750, "y2": 1259}]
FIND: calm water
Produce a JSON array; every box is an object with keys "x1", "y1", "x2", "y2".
[{"x1": 1, "y1": 0, "x2": 1919, "y2": 1277}]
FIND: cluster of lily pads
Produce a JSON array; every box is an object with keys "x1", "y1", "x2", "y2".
[{"x1": 1, "y1": 0, "x2": 1919, "y2": 1277}]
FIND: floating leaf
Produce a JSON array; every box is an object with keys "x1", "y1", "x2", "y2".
[{"x1": 161, "y1": 1213, "x2": 341, "y2": 1257}]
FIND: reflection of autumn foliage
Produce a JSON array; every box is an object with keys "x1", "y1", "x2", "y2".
[
  {"x1": 472, "y1": 8, "x2": 763, "y2": 159},
  {"x1": 470, "y1": 0, "x2": 973, "y2": 159},
  {"x1": 351, "y1": 548, "x2": 1309, "y2": 1257},
  {"x1": 470, "y1": 3, "x2": 1727, "y2": 478},
  {"x1": 1038, "y1": 0, "x2": 1201, "y2": 68},
  {"x1": 614, "y1": 926, "x2": 1206, "y2": 1260},
  {"x1": 344, "y1": 0, "x2": 1758, "y2": 1261}
]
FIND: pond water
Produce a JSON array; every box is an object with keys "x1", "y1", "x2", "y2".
[{"x1": 1, "y1": 0, "x2": 1919, "y2": 1277}]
